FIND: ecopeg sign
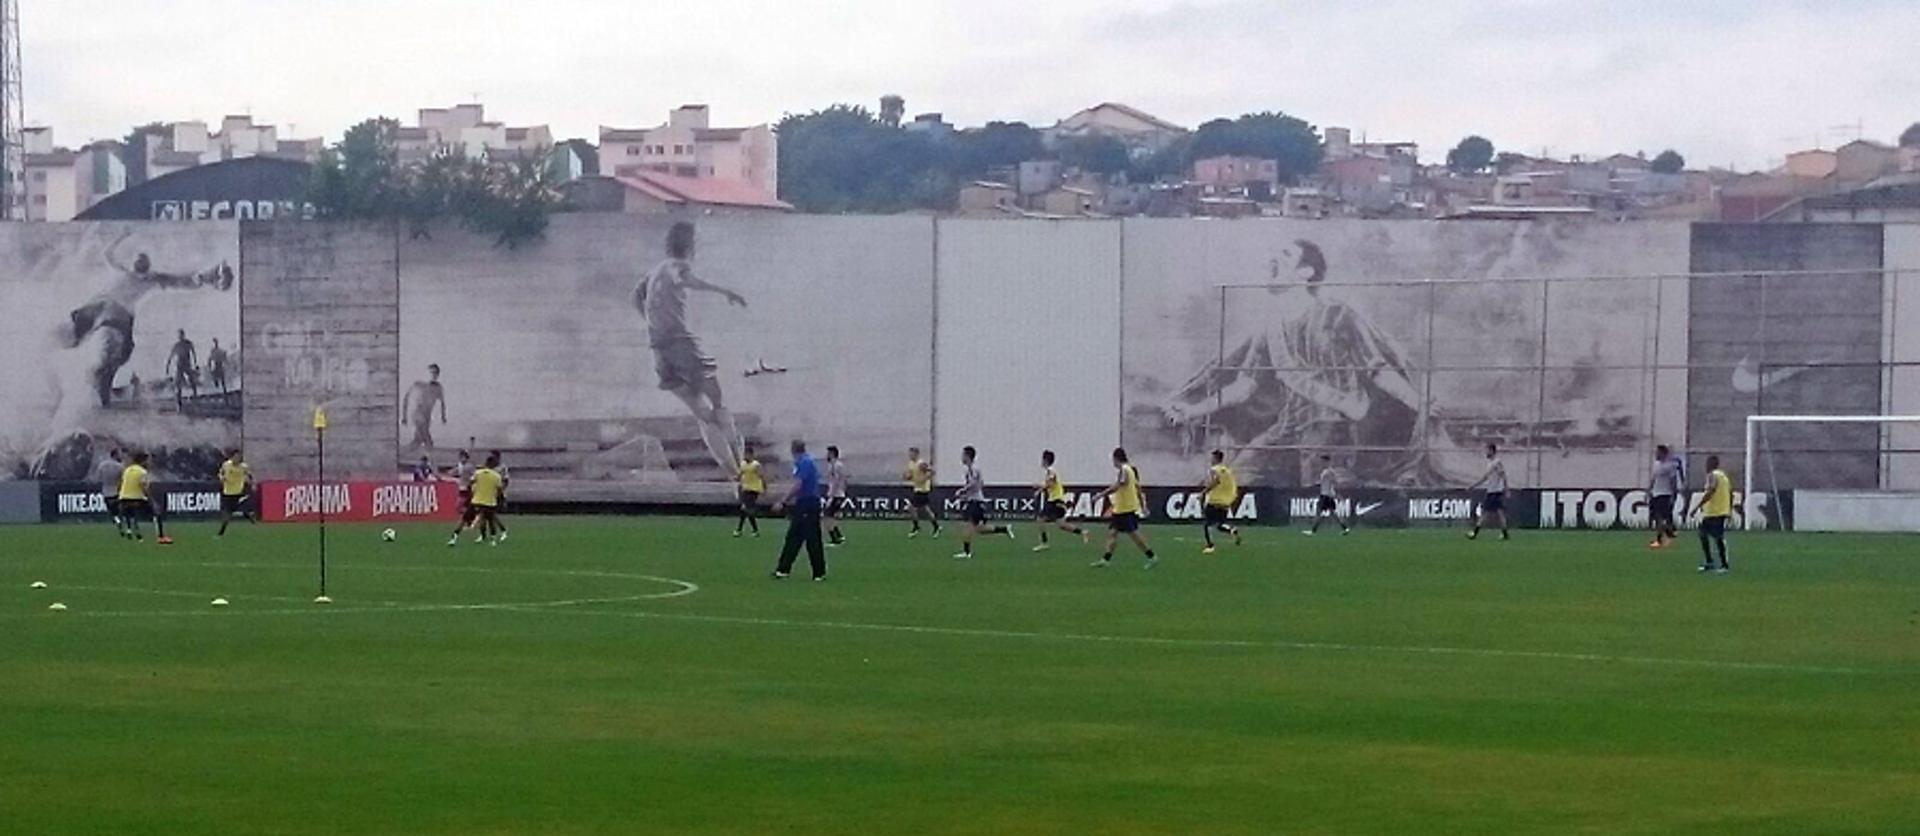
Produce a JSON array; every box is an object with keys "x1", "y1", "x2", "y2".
[{"x1": 258, "y1": 480, "x2": 462, "y2": 523}]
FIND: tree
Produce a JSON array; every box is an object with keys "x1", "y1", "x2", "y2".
[
  {"x1": 305, "y1": 117, "x2": 561, "y2": 249},
  {"x1": 1900, "y1": 122, "x2": 1920, "y2": 148},
  {"x1": 120, "y1": 122, "x2": 168, "y2": 185},
  {"x1": 1446, "y1": 135, "x2": 1495, "y2": 174},
  {"x1": 1059, "y1": 135, "x2": 1131, "y2": 176},
  {"x1": 1650, "y1": 149, "x2": 1686, "y2": 174},
  {"x1": 776, "y1": 104, "x2": 951, "y2": 213},
  {"x1": 1185, "y1": 112, "x2": 1323, "y2": 184},
  {"x1": 879, "y1": 95, "x2": 905, "y2": 129},
  {"x1": 951, "y1": 121, "x2": 1044, "y2": 176}
]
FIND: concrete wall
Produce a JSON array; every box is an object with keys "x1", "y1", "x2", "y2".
[{"x1": 239, "y1": 222, "x2": 400, "y2": 480}]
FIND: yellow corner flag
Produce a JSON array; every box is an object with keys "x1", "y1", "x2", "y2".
[{"x1": 312, "y1": 406, "x2": 329, "y2": 431}]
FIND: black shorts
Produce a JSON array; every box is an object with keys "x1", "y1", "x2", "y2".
[
  {"x1": 1316, "y1": 495, "x2": 1338, "y2": 513},
  {"x1": 104, "y1": 496, "x2": 120, "y2": 517},
  {"x1": 825, "y1": 497, "x2": 849, "y2": 517},
  {"x1": 221, "y1": 493, "x2": 246, "y2": 514},
  {"x1": 1481, "y1": 492, "x2": 1505, "y2": 513},
  {"x1": 1204, "y1": 504, "x2": 1231, "y2": 525},
  {"x1": 740, "y1": 490, "x2": 761, "y2": 507},
  {"x1": 1649, "y1": 495, "x2": 1675, "y2": 524},
  {"x1": 120, "y1": 498, "x2": 152, "y2": 521},
  {"x1": 965, "y1": 500, "x2": 988, "y2": 525},
  {"x1": 471, "y1": 503, "x2": 498, "y2": 520},
  {"x1": 1041, "y1": 500, "x2": 1068, "y2": 522},
  {"x1": 910, "y1": 491, "x2": 932, "y2": 509},
  {"x1": 1700, "y1": 515, "x2": 1728, "y2": 538},
  {"x1": 1109, "y1": 511, "x2": 1140, "y2": 533}
]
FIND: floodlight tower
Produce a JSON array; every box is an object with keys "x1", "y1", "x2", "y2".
[{"x1": 0, "y1": 0, "x2": 22, "y2": 221}]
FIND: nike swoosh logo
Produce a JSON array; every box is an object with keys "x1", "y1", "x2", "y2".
[
  {"x1": 1731, "y1": 357, "x2": 1813, "y2": 394},
  {"x1": 1355, "y1": 502, "x2": 1384, "y2": 516}
]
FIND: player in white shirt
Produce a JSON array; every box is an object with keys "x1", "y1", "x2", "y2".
[
  {"x1": 953, "y1": 446, "x2": 1014, "y2": 559},
  {"x1": 1467, "y1": 442, "x2": 1511, "y2": 541},
  {"x1": 824, "y1": 445, "x2": 850, "y2": 547},
  {"x1": 1305, "y1": 453, "x2": 1351, "y2": 536}
]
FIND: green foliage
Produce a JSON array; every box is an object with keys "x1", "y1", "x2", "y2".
[
  {"x1": 950, "y1": 121, "x2": 1045, "y2": 175},
  {"x1": 120, "y1": 122, "x2": 168, "y2": 185},
  {"x1": 1059, "y1": 135, "x2": 1131, "y2": 176},
  {"x1": 1447, "y1": 135, "x2": 1495, "y2": 174},
  {"x1": 777, "y1": 105, "x2": 949, "y2": 213},
  {"x1": 1650, "y1": 149, "x2": 1686, "y2": 174},
  {"x1": 306, "y1": 117, "x2": 560, "y2": 249},
  {"x1": 1186, "y1": 112, "x2": 1323, "y2": 184}
]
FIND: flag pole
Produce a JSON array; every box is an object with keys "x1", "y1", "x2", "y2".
[{"x1": 314, "y1": 407, "x2": 332, "y2": 604}]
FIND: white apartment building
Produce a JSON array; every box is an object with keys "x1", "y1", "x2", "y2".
[
  {"x1": 599, "y1": 105, "x2": 777, "y2": 198},
  {"x1": 399, "y1": 103, "x2": 554, "y2": 163},
  {"x1": 22, "y1": 128, "x2": 128, "y2": 221},
  {"x1": 138, "y1": 116, "x2": 324, "y2": 181}
]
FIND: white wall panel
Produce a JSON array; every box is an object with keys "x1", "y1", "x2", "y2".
[{"x1": 934, "y1": 220, "x2": 1121, "y2": 485}]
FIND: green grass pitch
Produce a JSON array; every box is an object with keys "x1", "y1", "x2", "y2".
[{"x1": 3, "y1": 517, "x2": 1917, "y2": 834}]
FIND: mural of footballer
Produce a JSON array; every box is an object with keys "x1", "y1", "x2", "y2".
[{"x1": 631, "y1": 221, "x2": 750, "y2": 476}]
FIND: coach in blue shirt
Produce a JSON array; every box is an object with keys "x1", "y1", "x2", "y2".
[{"x1": 772, "y1": 439, "x2": 828, "y2": 581}]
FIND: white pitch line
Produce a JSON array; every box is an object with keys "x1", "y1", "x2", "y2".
[{"x1": 505, "y1": 607, "x2": 1880, "y2": 677}]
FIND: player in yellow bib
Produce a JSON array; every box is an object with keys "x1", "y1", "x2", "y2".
[
  {"x1": 215, "y1": 448, "x2": 254, "y2": 537},
  {"x1": 1093, "y1": 448, "x2": 1157, "y2": 569},
  {"x1": 1688, "y1": 454, "x2": 1733, "y2": 573},
  {"x1": 904, "y1": 447, "x2": 941, "y2": 538},
  {"x1": 118, "y1": 452, "x2": 170, "y2": 544},
  {"x1": 1032, "y1": 450, "x2": 1088, "y2": 552},
  {"x1": 1200, "y1": 450, "x2": 1243, "y2": 554},
  {"x1": 735, "y1": 445, "x2": 765, "y2": 537}
]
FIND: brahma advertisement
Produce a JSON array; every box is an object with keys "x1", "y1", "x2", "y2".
[{"x1": 258, "y1": 480, "x2": 462, "y2": 523}]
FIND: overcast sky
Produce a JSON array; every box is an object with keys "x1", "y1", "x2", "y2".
[{"x1": 28, "y1": 0, "x2": 1920, "y2": 170}]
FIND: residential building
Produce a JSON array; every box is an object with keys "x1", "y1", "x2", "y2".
[
  {"x1": 559, "y1": 171, "x2": 791, "y2": 216},
  {"x1": 1779, "y1": 149, "x2": 1838, "y2": 179},
  {"x1": 1281, "y1": 187, "x2": 1330, "y2": 219},
  {"x1": 1320, "y1": 154, "x2": 1398, "y2": 213},
  {"x1": 598, "y1": 105, "x2": 778, "y2": 197},
  {"x1": 1017, "y1": 159, "x2": 1064, "y2": 196},
  {"x1": 1761, "y1": 173, "x2": 1920, "y2": 223},
  {"x1": 1834, "y1": 140, "x2": 1901, "y2": 184},
  {"x1": 904, "y1": 113, "x2": 954, "y2": 137},
  {"x1": 130, "y1": 117, "x2": 322, "y2": 185},
  {"x1": 21, "y1": 128, "x2": 128, "y2": 221},
  {"x1": 1192, "y1": 156, "x2": 1279, "y2": 199},
  {"x1": 397, "y1": 103, "x2": 553, "y2": 163},
  {"x1": 1047, "y1": 103, "x2": 1186, "y2": 156},
  {"x1": 956, "y1": 181, "x2": 1017, "y2": 215},
  {"x1": 1035, "y1": 186, "x2": 1098, "y2": 216}
]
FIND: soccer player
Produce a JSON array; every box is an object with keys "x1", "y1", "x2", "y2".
[
  {"x1": 489, "y1": 449, "x2": 512, "y2": 542},
  {"x1": 953, "y1": 446, "x2": 1013, "y2": 559},
  {"x1": 466, "y1": 453, "x2": 507, "y2": 546},
  {"x1": 119, "y1": 452, "x2": 169, "y2": 544},
  {"x1": 1648, "y1": 444, "x2": 1684, "y2": 549},
  {"x1": 1093, "y1": 447, "x2": 1156, "y2": 568},
  {"x1": 1689, "y1": 455, "x2": 1733, "y2": 574},
  {"x1": 771, "y1": 440, "x2": 828, "y2": 581},
  {"x1": 824, "y1": 445, "x2": 849, "y2": 547},
  {"x1": 167, "y1": 329, "x2": 199, "y2": 408},
  {"x1": 1201, "y1": 450, "x2": 1243, "y2": 553},
  {"x1": 445, "y1": 450, "x2": 476, "y2": 546},
  {"x1": 1467, "y1": 442, "x2": 1511, "y2": 541},
  {"x1": 735, "y1": 444, "x2": 764, "y2": 537},
  {"x1": 632, "y1": 221, "x2": 749, "y2": 476},
  {"x1": 1033, "y1": 450, "x2": 1087, "y2": 552},
  {"x1": 206, "y1": 339, "x2": 230, "y2": 394},
  {"x1": 401, "y1": 364, "x2": 448, "y2": 450},
  {"x1": 215, "y1": 448, "x2": 254, "y2": 536},
  {"x1": 1305, "y1": 453, "x2": 1350, "y2": 536},
  {"x1": 95, "y1": 447, "x2": 127, "y2": 538},
  {"x1": 904, "y1": 447, "x2": 941, "y2": 538},
  {"x1": 411, "y1": 455, "x2": 436, "y2": 482}
]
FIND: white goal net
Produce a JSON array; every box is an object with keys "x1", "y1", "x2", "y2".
[{"x1": 1744, "y1": 414, "x2": 1920, "y2": 531}]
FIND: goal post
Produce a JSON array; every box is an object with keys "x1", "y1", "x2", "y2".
[{"x1": 1743, "y1": 414, "x2": 1920, "y2": 531}]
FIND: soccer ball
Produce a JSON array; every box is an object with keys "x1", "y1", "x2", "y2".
[{"x1": 381, "y1": 528, "x2": 397, "y2": 542}]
